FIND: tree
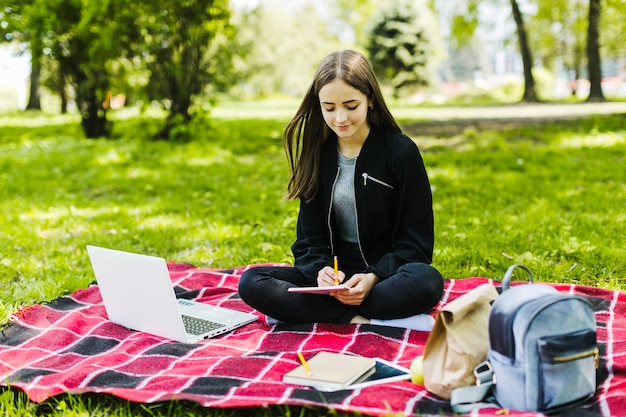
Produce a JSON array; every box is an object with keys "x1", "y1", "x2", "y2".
[
  {"x1": 334, "y1": 0, "x2": 377, "y2": 48},
  {"x1": 64, "y1": 0, "x2": 138, "y2": 137},
  {"x1": 0, "y1": 0, "x2": 41, "y2": 110},
  {"x1": 230, "y1": 0, "x2": 342, "y2": 98},
  {"x1": 7, "y1": 0, "x2": 139, "y2": 137},
  {"x1": 603, "y1": 0, "x2": 626, "y2": 61},
  {"x1": 527, "y1": 0, "x2": 586, "y2": 94},
  {"x1": 135, "y1": 0, "x2": 234, "y2": 139},
  {"x1": 436, "y1": 0, "x2": 544, "y2": 102},
  {"x1": 586, "y1": 0, "x2": 604, "y2": 102},
  {"x1": 24, "y1": 21, "x2": 41, "y2": 110},
  {"x1": 3, "y1": 0, "x2": 237, "y2": 139},
  {"x1": 1, "y1": 0, "x2": 85, "y2": 114},
  {"x1": 438, "y1": 0, "x2": 488, "y2": 82},
  {"x1": 510, "y1": 0, "x2": 539, "y2": 102},
  {"x1": 367, "y1": 0, "x2": 442, "y2": 97}
]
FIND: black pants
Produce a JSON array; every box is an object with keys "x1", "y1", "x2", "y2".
[{"x1": 238, "y1": 252, "x2": 444, "y2": 324}]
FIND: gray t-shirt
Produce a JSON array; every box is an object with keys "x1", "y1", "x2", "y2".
[{"x1": 333, "y1": 152, "x2": 358, "y2": 243}]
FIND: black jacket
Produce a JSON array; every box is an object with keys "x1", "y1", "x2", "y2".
[{"x1": 292, "y1": 126, "x2": 434, "y2": 282}]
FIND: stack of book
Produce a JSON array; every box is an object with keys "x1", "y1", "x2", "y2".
[{"x1": 282, "y1": 351, "x2": 410, "y2": 391}]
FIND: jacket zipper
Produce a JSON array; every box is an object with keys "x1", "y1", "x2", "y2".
[
  {"x1": 353, "y1": 167, "x2": 369, "y2": 268},
  {"x1": 362, "y1": 173, "x2": 395, "y2": 189},
  {"x1": 328, "y1": 166, "x2": 340, "y2": 255}
]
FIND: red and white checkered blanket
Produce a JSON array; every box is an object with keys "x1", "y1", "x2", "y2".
[{"x1": 1, "y1": 263, "x2": 624, "y2": 416}]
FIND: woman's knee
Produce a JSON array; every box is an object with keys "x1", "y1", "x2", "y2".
[
  {"x1": 238, "y1": 266, "x2": 300, "y2": 301},
  {"x1": 404, "y1": 262, "x2": 442, "y2": 282},
  {"x1": 238, "y1": 268, "x2": 262, "y2": 301},
  {"x1": 402, "y1": 263, "x2": 444, "y2": 305}
]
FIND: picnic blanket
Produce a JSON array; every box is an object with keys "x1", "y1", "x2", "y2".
[{"x1": 1, "y1": 262, "x2": 624, "y2": 416}]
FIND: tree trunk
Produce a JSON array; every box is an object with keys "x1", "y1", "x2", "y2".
[
  {"x1": 77, "y1": 78, "x2": 108, "y2": 138},
  {"x1": 510, "y1": 0, "x2": 539, "y2": 102},
  {"x1": 153, "y1": 106, "x2": 192, "y2": 141},
  {"x1": 26, "y1": 39, "x2": 42, "y2": 110},
  {"x1": 60, "y1": 88, "x2": 68, "y2": 114},
  {"x1": 153, "y1": 82, "x2": 192, "y2": 140},
  {"x1": 80, "y1": 96, "x2": 108, "y2": 138},
  {"x1": 59, "y1": 67, "x2": 68, "y2": 114},
  {"x1": 171, "y1": 99, "x2": 192, "y2": 123},
  {"x1": 586, "y1": 0, "x2": 605, "y2": 102}
]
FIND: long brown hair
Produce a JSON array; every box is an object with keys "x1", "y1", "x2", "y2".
[{"x1": 283, "y1": 49, "x2": 401, "y2": 202}]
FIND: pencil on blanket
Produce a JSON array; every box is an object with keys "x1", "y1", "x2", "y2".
[{"x1": 297, "y1": 351, "x2": 312, "y2": 375}]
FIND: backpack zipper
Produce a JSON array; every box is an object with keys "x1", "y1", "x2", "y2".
[{"x1": 553, "y1": 347, "x2": 599, "y2": 367}]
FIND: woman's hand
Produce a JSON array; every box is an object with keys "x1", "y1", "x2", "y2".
[
  {"x1": 332, "y1": 272, "x2": 379, "y2": 305},
  {"x1": 317, "y1": 266, "x2": 345, "y2": 287}
]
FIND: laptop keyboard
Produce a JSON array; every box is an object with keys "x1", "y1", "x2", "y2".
[{"x1": 181, "y1": 315, "x2": 225, "y2": 335}]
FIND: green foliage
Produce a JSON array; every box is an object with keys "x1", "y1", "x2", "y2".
[
  {"x1": 0, "y1": 0, "x2": 142, "y2": 137},
  {"x1": 366, "y1": 0, "x2": 442, "y2": 97},
  {"x1": 1, "y1": 105, "x2": 626, "y2": 415},
  {"x1": 603, "y1": 0, "x2": 626, "y2": 58},
  {"x1": 531, "y1": 67, "x2": 557, "y2": 101},
  {"x1": 334, "y1": 0, "x2": 377, "y2": 48},
  {"x1": 450, "y1": 0, "x2": 479, "y2": 49},
  {"x1": 229, "y1": 1, "x2": 343, "y2": 99},
  {"x1": 137, "y1": 0, "x2": 235, "y2": 125},
  {"x1": 0, "y1": 0, "x2": 236, "y2": 139},
  {"x1": 526, "y1": 0, "x2": 586, "y2": 78}
]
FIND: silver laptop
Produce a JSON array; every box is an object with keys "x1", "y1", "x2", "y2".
[{"x1": 86, "y1": 245, "x2": 257, "y2": 343}]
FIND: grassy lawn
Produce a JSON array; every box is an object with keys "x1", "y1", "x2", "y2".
[{"x1": 0, "y1": 104, "x2": 625, "y2": 415}]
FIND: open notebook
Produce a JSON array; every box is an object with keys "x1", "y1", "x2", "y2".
[{"x1": 86, "y1": 245, "x2": 257, "y2": 343}]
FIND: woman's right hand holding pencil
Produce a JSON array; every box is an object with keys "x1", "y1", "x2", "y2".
[{"x1": 317, "y1": 265, "x2": 346, "y2": 287}]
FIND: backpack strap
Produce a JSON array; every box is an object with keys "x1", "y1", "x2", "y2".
[{"x1": 450, "y1": 361, "x2": 499, "y2": 413}]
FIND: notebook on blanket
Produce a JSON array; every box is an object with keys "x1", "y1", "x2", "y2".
[{"x1": 86, "y1": 245, "x2": 257, "y2": 343}]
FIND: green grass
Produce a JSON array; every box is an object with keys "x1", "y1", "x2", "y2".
[
  {"x1": 412, "y1": 115, "x2": 626, "y2": 287},
  {"x1": 0, "y1": 105, "x2": 625, "y2": 416}
]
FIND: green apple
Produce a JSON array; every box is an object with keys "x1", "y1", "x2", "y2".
[{"x1": 410, "y1": 355, "x2": 424, "y2": 385}]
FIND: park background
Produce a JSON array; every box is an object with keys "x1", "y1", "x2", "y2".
[
  {"x1": 1, "y1": 0, "x2": 626, "y2": 416},
  {"x1": 2, "y1": 0, "x2": 625, "y2": 120}
]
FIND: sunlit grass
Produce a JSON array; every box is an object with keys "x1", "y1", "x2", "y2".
[
  {"x1": 419, "y1": 114, "x2": 626, "y2": 286},
  {"x1": 0, "y1": 106, "x2": 625, "y2": 416}
]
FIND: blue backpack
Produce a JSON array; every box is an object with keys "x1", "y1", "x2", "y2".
[{"x1": 452, "y1": 264, "x2": 598, "y2": 413}]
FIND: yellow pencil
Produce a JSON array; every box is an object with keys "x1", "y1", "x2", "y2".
[
  {"x1": 297, "y1": 351, "x2": 312, "y2": 375},
  {"x1": 333, "y1": 256, "x2": 339, "y2": 285}
]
